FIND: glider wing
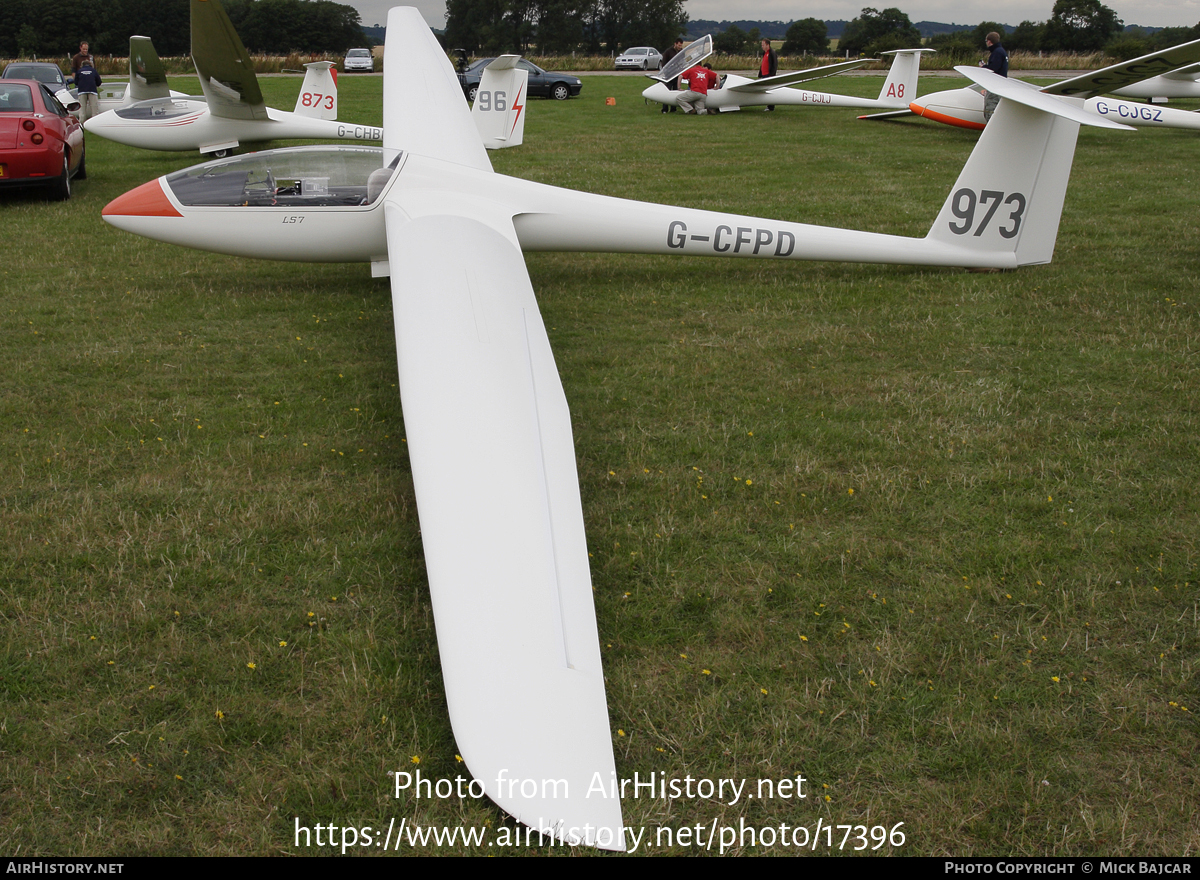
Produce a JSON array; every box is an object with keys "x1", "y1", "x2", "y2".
[
  {"x1": 1042, "y1": 38, "x2": 1200, "y2": 98},
  {"x1": 190, "y1": 0, "x2": 268, "y2": 121},
  {"x1": 382, "y1": 200, "x2": 624, "y2": 850},
  {"x1": 725, "y1": 58, "x2": 873, "y2": 93}
]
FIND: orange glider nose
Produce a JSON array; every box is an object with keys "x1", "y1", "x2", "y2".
[{"x1": 102, "y1": 178, "x2": 183, "y2": 218}]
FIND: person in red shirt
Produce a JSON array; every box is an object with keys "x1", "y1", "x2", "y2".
[
  {"x1": 760, "y1": 39, "x2": 778, "y2": 111},
  {"x1": 678, "y1": 64, "x2": 719, "y2": 115}
]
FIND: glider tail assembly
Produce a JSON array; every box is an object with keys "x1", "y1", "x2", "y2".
[
  {"x1": 876, "y1": 49, "x2": 934, "y2": 106},
  {"x1": 293, "y1": 62, "x2": 339, "y2": 120},
  {"x1": 127, "y1": 36, "x2": 172, "y2": 103},
  {"x1": 923, "y1": 67, "x2": 1131, "y2": 266},
  {"x1": 470, "y1": 56, "x2": 529, "y2": 150}
]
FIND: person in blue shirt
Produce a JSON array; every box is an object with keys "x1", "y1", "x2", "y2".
[{"x1": 980, "y1": 32, "x2": 1009, "y2": 122}]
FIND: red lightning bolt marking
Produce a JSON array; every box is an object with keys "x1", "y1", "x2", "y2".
[{"x1": 509, "y1": 84, "x2": 525, "y2": 137}]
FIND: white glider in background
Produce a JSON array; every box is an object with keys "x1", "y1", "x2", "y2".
[
  {"x1": 101, "y1": 7, "x2": 1132, "y2": 851},
  {"x1": 84, "y1": 0, "x2": 382, "y2": 156},
  {"x1": 643, "y1": 47, "x2": 933, "y2": 113},
  {"x1": 862, "y1": 40, "x2": 1200, "y2": 131}
]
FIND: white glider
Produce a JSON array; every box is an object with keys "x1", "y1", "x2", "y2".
[
  {"x1": 101, "y1": 7, "x2": 1131, "y2": 850},
  {"x1": 643, "y1": 48, "x2": 933, "y2": 113},
  {"x1": 862, "y1": 40, "x2": 1200, "y2": 131},
  {"x1": 84, "y1": 0, "x2": 382, "y2": 156}
]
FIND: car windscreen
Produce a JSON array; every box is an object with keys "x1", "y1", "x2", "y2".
[
  {"x1": 348, "y1": 49, "x2": 370, "y2": 57},
  {"x1": 4, "y1": 65, "x2": 63, "y2": 86},
  {"x1": 0, "y1": 83, "x2": 33, "y2": 112}
]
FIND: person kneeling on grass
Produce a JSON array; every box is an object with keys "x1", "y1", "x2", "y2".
[{"x1": 678, "y1": 63, "x2": 719, "y2": 115}]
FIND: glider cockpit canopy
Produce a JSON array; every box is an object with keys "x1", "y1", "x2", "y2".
[{"x1": 162, "y1": 145, "x2": 398, "y2": 208}]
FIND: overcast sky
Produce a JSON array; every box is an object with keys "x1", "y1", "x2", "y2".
[{"x1": 344, "y1": 0, "x2": 1200, "y2": 32}]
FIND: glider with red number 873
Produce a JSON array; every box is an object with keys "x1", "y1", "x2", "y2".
[
  {"x1": 85, "y1": 0, "x2": 382, "y2": 157},
  {"x1": 101, "y1": 7, "x2": 1133, "y2": 851}
]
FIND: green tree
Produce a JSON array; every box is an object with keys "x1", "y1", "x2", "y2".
[
  {"x1": 838, "y1": 7, "x2": 921, "y2": 56},
  {"x1": 971, "y1": 22, "x2": 1006, "y2": 45},
  {"x1": 713, "y1": 23, "x2": 750, "y2": 54},
  {"x1": 781, "y1": 18, "x2": 829, "y2": 55},
  {"x1": 1042, "y1": 0, "x2": 1122, "y2": 52},
  {"x1": 1005, "y1": 20, "x2": 1044, "y2": 52}
]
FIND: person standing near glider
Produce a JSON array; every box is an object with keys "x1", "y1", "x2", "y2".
[
  {"x1": 760, "y1": 38, "x2": 778, "y2": 111},
  {"x1": 980, "y1": 31, "x2": 1009, "y2": 121}
]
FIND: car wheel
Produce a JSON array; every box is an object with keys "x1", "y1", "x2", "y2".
[
  {"x1": 50, "y1": 154, "x2": 71, "y2": 200},
  {"x1": 75, "y1": 146, "x2": 87, "y2": 180},
  {"x1": 467, "y1": 85, "x2": 478, "y2": 102},
  {"x1": 551, "y1": 83, "x2": 570, "y2": 101}
]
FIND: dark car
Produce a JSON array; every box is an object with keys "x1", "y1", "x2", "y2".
[
  {"x1": 458, "y1": 58, "x2": 582, "y2": 102},
  {"x1": 2, "y1": 61, "x2": 69, "y2": 89},
  {"x1": 0, "y1": 80, "x2": 86, "y2": 199}
]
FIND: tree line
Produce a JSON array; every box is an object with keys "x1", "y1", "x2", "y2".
[
  {"x1": 443, "y1": 0, "x2": 687, "y2": 55},
  {"x1": 711, "y1": 2, "x2": 1200, "y2": 60},
  {"x1": 0, "y1": 0, "x2": 366, "y2": 59}
]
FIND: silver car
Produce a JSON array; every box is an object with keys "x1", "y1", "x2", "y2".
[
  {"x1": 343, "y1": 48, "x2": 374, "y2": 72},
  {"x1": 615, "y1": 47, "x2": 662, "y2": 70}
]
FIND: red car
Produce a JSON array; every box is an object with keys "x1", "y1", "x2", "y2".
[{"x1": 0, "y1": 79, "x2": 85, "y2": 199}]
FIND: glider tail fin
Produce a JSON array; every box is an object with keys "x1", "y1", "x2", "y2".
[
  {"x1": 925, "y1": 68, "x2": 1132, "y2": 267},
  {"x1": 471, "y1": 56, "x2": 529, "y2": 150},
  {"x1": 294, "y1": 61, "x2": 338, "y2": 119},
  {"x1": 925, "y1": 99, "x2": 1079, "y2": 266},
  {"x1": 876, "y1": 49, "x2": 929, "y2": 106},
  {"x1": 127, "y1": 36, "x2": 171, "y2": 103}
]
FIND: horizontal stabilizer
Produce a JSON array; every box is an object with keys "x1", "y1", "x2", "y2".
[
  {"x1": 858, "y1": 109, "x2": 916, "y2": 120},
  {"x1": 956, "y1": 67, "x2": 1133, "y2": 129}
]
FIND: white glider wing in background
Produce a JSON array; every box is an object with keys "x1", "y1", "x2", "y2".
[{"x1": 101, "y1": 7, "x2": 1135, "y2": 849}]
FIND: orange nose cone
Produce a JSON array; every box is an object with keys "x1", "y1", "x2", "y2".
[{"x1": 102, "y1": 178, "x2": 183, "y2": 218}]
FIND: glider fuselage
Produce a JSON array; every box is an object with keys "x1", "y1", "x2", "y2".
[
  {"x1": 643, "y1": 75, "x2": 909, "y2": 112},
  {"x1": 910, "y1": 84, "x2": 1200, "y2": 131},
  {"x1": 103, "y1": 145, "x2": 1033, "y2": 270},
  {"x1": 84, "y1": 97, "x2": 383, "y2": 153}
]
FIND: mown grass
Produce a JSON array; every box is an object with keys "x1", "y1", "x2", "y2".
[{"x1": 1, "y1": 72, "x2": 1198, "y2": 857}]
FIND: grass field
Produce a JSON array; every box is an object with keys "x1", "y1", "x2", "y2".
[{"x1": 1, "y1": 72, "x2": 1198, "y2": 856}]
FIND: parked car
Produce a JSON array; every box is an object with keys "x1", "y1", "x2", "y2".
[
  {"x1": 614, "y1": 47, "x2": 662, "y2": 70},
  {"x1": 2, "y1": 62, "x2": 80, "y2": 113},
  {"x1": 458, "y1": 58, "x2": 582, "y2": 101},
  {"x1": 0, "y1": 80, "x2": 86, "y2": 199},
  {"x1": 343, "y1": 48, "x2": 374, "y2": 72}
]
